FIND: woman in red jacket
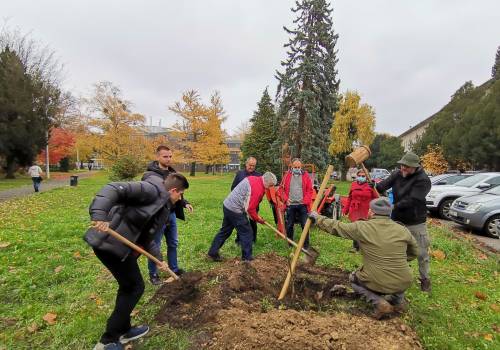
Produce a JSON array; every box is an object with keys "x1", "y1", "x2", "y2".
[{"x1": 343, "y1": 169, "x2": 379, "y2": 251}]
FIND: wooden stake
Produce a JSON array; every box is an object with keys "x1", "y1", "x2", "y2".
[{"x1": 278, "y1": 165, "x2": 334, "y2": 300}]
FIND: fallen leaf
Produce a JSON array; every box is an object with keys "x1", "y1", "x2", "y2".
[
  {"x1": 0, "y1": 242, "x2": 11, "y2": 248},
  {"x1": 492, "y1": 324, "x2": 500, "y2": 333},
  {"x1": 95, "y1": 298, "x2": 103, "y2": 306},
  {"x1": 27, "y1": 323, "x2": 39, "y2": 333},
  {"x1": 483, "y1": 333, "x2": 493, "y2": 341},
  {"x1": 130, "y1": 309, "x2": 139, "y2": 317},
  {"x1": 42, "y1": 312, "x2": 57, "y2": 325},
  {"x1": 490, "y1": 304, "x2": 500, "y2": 313},
  {"x1": 89, "y1": 293, "x2": 97, "y2": 300},
  {"x1": 431, "y1": 250, "x2": 446, "y2": 261},
  {"x1": 474, "y1": 291, "x2": 487, "y2": 301},
  {"x1": 73, "y1": 251, "x2": 82, "y2": 259},
  {"x1": 466, "y1": 278, "x2": 478, "y2": 284},
  {"x1": 478, "y1": 253, "x2": 488, "y2": 260},
  {"x1": 54, "y1": 265, "x2": 63, "y2": 273}
]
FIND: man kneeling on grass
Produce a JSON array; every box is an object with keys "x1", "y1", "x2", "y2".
[
  {"x1": 308, "y1": 197, "x2": 419, "y2": 319},
  {"x1": 207, "y1": 171, "x2": 277, "y2": 262},
  {"x1": 84, "y1": 173, "x2": 189, "y2": 350}
]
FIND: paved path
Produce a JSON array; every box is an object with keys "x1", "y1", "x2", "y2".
[
  {"x1": 435, "y1": 218, "x2": 500, "y2": 253},
  {"x1": 0, "y1": 172, "x2": 95, "y2": 202}
]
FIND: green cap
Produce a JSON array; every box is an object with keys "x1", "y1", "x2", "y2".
[{"x1": 397, "y1": 152, "x2": 420, "y2": 168}]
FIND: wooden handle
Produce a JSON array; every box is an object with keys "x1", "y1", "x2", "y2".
[
  {"x1": 263, "y1": 221, "x2": 314, "y2": 257},
  {"x1": 102, "y1": 226, "x2": 179, "y2": 280},
  {"x1": 278, "y1": 165, "x2": 334, "y2": 300},
  {"x1": 360, "y1": 162, "x2": 379, "y2": 196}
]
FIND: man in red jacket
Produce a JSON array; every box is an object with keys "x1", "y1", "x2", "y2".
[{"x1": 281, "y1": 159, "x2": 313, "y2": 249}]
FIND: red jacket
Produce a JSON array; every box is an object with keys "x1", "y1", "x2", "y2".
[
  {"x1": 343, "y1": 181, "x2": 379, "y2": 222},
  {"x1": 247, "y1": 176, "x2": 266, "y2": 222},
  {"x1": 281, "y1": 170, "x2": 314, "y2": 211}
]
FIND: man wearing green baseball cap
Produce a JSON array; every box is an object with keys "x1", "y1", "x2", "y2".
[{"x1": 376, "y1": 151, "x2": 432, "y2": 292}]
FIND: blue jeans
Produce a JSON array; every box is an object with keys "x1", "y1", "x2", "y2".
[
  {"x1": 208, "y1": 206, "x2": 253, "y2": 261},
  {"x1": 286, "y1": 204, "x2": 310, "y2": 248},
  {"x1": 32, "y1": 177, "x2": 41, "y2": 192},
  {"x1": 148, "y1": 212, "x2": 179, "y2": 276}
]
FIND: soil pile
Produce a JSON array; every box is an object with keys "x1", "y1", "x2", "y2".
[{"x1": 152, "y1": 253, "x2": 422, "y2": 350}]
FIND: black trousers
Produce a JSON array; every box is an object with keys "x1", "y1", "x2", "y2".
[
  {"x1": 93, "y1": 248, "x2": 145, "y2": 344},
  {"x1": 286, "y1": 204, "x2": 310, "y2": 248}
]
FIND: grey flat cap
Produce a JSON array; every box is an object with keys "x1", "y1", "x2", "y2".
[{"x1": 369, "y1": 197, "x2": 393, "y2": 216}]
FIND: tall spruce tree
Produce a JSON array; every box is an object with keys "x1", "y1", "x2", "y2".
[
  {"x1": 275, "y1": 0, "x2": 340, "y2": 171},
  {"x1": 492, "y1": 45, "x2": 500, "y2": 79},
  {"x1": 241, "y1": 88, "x2": 278, "y2": 174}
]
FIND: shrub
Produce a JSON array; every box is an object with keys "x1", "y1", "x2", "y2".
[{"x1": 109, "y1": 155, "x2": 145, "y2": 181}]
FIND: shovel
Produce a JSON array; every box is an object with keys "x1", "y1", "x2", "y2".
[
  {"x1": 95, "y1": 225, "x2": 180, "y2": 281},
  {"x1": 263, "y1": 221, "x2": 319, "y2": 265}
]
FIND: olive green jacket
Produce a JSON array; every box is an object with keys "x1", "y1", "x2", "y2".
[{"x1": 316, "y1": 214, "x2": 419, "y2": 294}]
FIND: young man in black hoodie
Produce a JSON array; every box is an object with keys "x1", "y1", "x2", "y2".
[
  {"x1": 376, "y1": 152, "x2": 432, "y2": 292},
  {"x1": 142, "y1": 145, "x2": 193, "y2": 284},
  {"x1": 85, "y1": 173, "x2": 189, "y2": 350}
]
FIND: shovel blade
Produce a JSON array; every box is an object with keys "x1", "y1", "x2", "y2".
[{"x1": 303, "y1": 246, "x2": 319, "y2": 265}]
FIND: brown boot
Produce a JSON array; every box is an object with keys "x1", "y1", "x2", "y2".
[
  {"x1": 393, "y1": 300, "x2": 409, "y2": 314},
  {"x1": 373, "y1": 299, "x2": 394, "y2": 320},
  {"x1": 420, "y1": 278, "x2": 431, "y2": 292}
]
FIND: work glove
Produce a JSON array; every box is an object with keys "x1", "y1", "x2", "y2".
[{"x1": 308, "y1": 211, "x2": 319, "y2": 223}]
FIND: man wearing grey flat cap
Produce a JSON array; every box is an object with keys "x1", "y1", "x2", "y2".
[
  {"x1": 308, "y1": 197, "x2": 419, "y2": 319},
  {"x1": 376, "y1": 151, "x2": 432, "y2": 292}
]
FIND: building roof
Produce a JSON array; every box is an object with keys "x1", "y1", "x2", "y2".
[{"x1": 398, "y1": 112, "x2": 438, "y2": 138}]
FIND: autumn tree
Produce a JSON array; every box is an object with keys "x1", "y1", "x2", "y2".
[
  {"x1": 275, "y1": 0, "x2": 340, "y2": 170},
  {"x1": 328, "y1": 91, "x2": 375, "y2": 179},
  {"x1": 85, "y1": 81, "x2": 149, "y2": 167},
  {"x1": 241, "y1": 88, "x2": 279, "y2": 174},
  {"x1": 421, "y1": 144, "x2": 449, "y2": 175},
  {"x1": 37, "y1": 127, "x2": 76, "y2": 165}
]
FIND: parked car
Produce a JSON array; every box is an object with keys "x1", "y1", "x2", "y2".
[
  {"x1": 449, "y1": 185, "x2": 500, "y2": 238},
  {"x1": 426, "y1": 172, "x2": 500, "y2": 219},
  {"x1": 430, "y1": 173, "x2": 474, "y2": 186},
  {"x1": 370, "y1": 168, "x2": 390, "y2": 180}
]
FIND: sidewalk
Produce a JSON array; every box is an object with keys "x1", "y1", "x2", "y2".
[{"x1": 0, "y1": 172, "x2": 95, "y2": 202}]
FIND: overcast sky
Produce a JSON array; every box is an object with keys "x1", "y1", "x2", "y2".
[{"x1": 1, "y1": 0, "x2": 499, "y2": 136}]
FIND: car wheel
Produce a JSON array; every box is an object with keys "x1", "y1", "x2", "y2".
[
  {"x1": 484, "y1": 215, "x2": 500, "y2": 239},
  {"x1": 438, "y1": 198, "x2": 456, "y2": 220}
]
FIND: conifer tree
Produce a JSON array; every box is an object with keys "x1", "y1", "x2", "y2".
[
  {"x1": 275, "y1": 0, "x2": 340, "y2": 170},
  {"x1": 241, "y1": 88, "x2": 278, "y2": 174},
  {"x1": 492, "y1": 45, "x2": 500, "y2": 79}
]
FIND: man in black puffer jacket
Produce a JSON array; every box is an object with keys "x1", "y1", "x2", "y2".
[
  {"x1": 84, "y1": 173, "x2": 189, "y2": 350},
  {"x1": 376, "y1": 152, "x2": 432, "y2": 292},
  {"x1": 142, "y1": 145, "x2": 193, "y2": 284}
]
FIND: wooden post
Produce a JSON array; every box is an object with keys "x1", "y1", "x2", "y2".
[
  {"x1": 278, "y1": 165, "x2": 334, "y2": 300},
  {"x1": 360, "y1": 162, "x2": 379, "y2": 196}
]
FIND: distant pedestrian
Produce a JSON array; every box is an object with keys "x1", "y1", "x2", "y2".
[
  {"x1": 88, "y1": 160, "x2": 93, "y2": 171},
  {"x1": 28, "y1": 163, "x2": 44, "y2": 192},
  {"x1": 231, "y1": 157, "x2": 262, "y2": 243},
  {"x1": 376, "y1": 152, "x2": 432, "y2": 292}
]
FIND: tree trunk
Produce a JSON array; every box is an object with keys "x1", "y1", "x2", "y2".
[
  {"x1": 5, "y1": 157, "x2": 17, "y2": 179},
  {"x1": 212, "y1": 165, "x2": 216, "y2": 175},
  {"x1": 205, "y1": 165, "x2": 209, "y2": 174},
  {"x1": 190, "y1": 162, "x2": 196, "y2": 176}
]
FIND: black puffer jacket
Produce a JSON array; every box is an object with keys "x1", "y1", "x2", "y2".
[
  {"x1": 141, "y1": 161, "x2": 189, "y2": 221},
  {"x1": 376, "y1": 167, "x2": 431, "y2": 225},
  {"x1": 84, "y1": 175, "x2": 172, "y2": 260}
]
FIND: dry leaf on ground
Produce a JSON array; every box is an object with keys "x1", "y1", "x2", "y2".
[
  {"x1": 27, "y1": 323, "x2": 39, "y2": 333},
  {"x1": 490, "y1": 304, "x2": 499, "y2": 313},
  {"x1": 73, "y1": 251, "x2": 82, "y2": 259},
  {"x1": 42, "y1": 312, "x2": 57, "y2": 325},
  {"x1": 54, "y1": 265, "x2": 63, "y2": 273},
  {"x1": 430, "y1": 250, "x2": 446, "y2": 260},
  {"x1": 474, "y1": 291, "x2": 487, "y2": 301},
  {"x1": 483, "y1": 333, "x2": 493, "y2": 341},
  {"x1": 0, "y1": 242, "x2": 11, "y2": 248}
]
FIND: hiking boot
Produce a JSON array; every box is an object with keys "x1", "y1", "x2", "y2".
[
  {"x1": 419, "y1": 278, "x2": 432, "y2": 292},
  {"x1": 119, "y1": 325, "x2": 150, "y2": 344},
  {"x1": 207, "y1": 253, "x2": 223, "y2": 262},
  {"x1": 174, "y1": 268, "x2": 185, "y2": 276},
  {"x1": 393, "y1": 300, "x2": 409, "y2": 314},
  {"x1": 373, "y1": 299, "x2": 394, "y2": 320},
  {"x1": 93, "y1": 342, "x2": 124, "y2": 350},
  {"x1": 149, "y1": 274, "x2": 162, "y2": 286}
]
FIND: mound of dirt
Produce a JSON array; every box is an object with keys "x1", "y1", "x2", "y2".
[{"x1": 152, "y1": 253, "x2": 422, "y2": 350}]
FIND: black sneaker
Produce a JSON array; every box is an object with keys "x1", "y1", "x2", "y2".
[
  {"x1": 149, "y1": 274, "x2": 161, "y2": 285},
  {"x1": 93, "y1": 342, "x2": 124, "y2": 350},
  {"x1": 119, "y1": 325, "x2": 150, "y2": 344},
  {"x1": 207, "y1": 253, "x2": 223, "y2": 262},
  {"x1": 174, "y1": 268, "x2": 185, "y2": 276}
]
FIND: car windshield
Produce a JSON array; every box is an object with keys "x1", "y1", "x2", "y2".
[
  {"x1": 485, "y1": 185, "x2": 500, "y2": 195},
  {"x1": 453, "y1": 174, "x2": 489, "y2": 187}
]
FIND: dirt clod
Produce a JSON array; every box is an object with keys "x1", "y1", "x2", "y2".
[{"x1": 152, "y1": 253, "x2": 422, "y2": 349}]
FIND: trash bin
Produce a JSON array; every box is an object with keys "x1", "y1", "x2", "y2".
[{"x1": 70, "y1": 175, "x2": 78, "y2": 186}]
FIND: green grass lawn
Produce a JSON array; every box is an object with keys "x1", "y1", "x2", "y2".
[
  {"x1": 0, "y1": 173, "x2": 498, "y2": 349},
  {"x1": 0, "y1": 176, "x2": 33, "y2": 191}
]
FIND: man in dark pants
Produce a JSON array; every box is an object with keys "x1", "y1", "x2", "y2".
[
  {"x1": 84, "y1": 173, "x2": 189, "y2": 350},
  {"x1": 281, "y1": 159, "x2": 313, "y2": 249},
  {"x1": 231, "y1": 157, "x2": 262, "y2": 243},
  {"x1": 376, "y1": 152, "x2": 432, "y2": 292},
  {"x1": 208, "y1": 172, "x2": 277, "y2": 262},
  {"x1": 143, "y1": 145, "x2": 193, "y2": 285}
]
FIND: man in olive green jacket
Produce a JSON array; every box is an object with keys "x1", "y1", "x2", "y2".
[{"x1": 309, "y1": 197, "x2": 419, "y2": 319}]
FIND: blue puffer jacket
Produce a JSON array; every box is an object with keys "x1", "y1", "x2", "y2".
[{"x1": 84, "y1": 175, "x2": 172, "y2": 260}]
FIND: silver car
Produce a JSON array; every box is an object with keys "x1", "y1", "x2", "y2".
[{"x1": 449, "y1": 185, "x2": 500, "y2": 238}]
